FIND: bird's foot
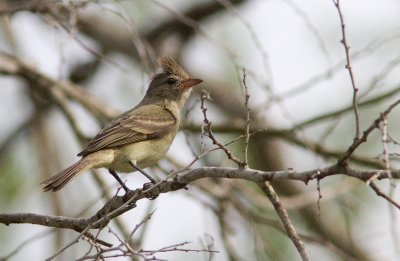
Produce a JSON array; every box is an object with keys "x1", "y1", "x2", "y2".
[{"x1": 142, "y1": 181, "x2": 159, "y2": 200}]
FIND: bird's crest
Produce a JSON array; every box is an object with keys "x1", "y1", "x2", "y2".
[{"x1": 157, "y1": 56, "x2": 190, "y2": 80}]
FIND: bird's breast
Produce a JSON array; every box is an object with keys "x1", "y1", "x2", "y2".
[{"x1": 110, "y1": 130, "x2": 177, "y2": 173}]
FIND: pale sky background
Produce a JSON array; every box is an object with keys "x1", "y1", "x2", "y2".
[{"x1": 1, "y1": 0, "x2": 400, "y2": 260}]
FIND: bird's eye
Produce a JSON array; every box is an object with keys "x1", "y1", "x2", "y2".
[{"x1": 167, "y1": 77, "x2": 177, "y2": 85}]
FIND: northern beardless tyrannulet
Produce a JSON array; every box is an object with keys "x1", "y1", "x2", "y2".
[{"x1": 42, "y1": 56, "x2": 202, "y2": 192}]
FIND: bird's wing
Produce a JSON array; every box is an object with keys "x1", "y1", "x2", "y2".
[{"x1": 78, "y1": 104, "x2": 177, "y2": 157}]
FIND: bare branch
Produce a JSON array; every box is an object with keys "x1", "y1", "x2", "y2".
[
  {"x1": 200, "y1": 92, "x2": 246, "y2": 168},
  {"x1": 1, "y1": 164, "x2": 400, "y2": 231},
  {"x1": 338, "y1": 98, "x2": 400, "y2": 165},
  {"x1": 258, "y1": 182, "x2": 310, "y2": 261},
  {"x1": 332, "y1": 0, "x2": 361, "y2": 139},
  {"x1": 242, "y1": 68, "x2": 251, "y2": 167},
  {"x1": 369, "y1": 182, "x2": 400, "y2": 210}
]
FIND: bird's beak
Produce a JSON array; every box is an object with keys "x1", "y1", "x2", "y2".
[{"x1": 179, "y1": 79, "x2": 203, "y2": 89}]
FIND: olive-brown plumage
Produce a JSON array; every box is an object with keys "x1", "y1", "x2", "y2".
[{"x1": 42, "y1": 56, "x2": 202, "y2": 191}]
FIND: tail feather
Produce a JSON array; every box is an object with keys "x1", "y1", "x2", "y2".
[{"x1": 41, "y1": 157, "x2": 93, "y2": 192}]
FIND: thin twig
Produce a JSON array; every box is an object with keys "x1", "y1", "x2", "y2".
[
  {"x1": 242, "y1": 68, "x2": 251, "y2": 167},
  {"x1": 369, "y1": 182, "x2": 400, "y2": 210},
  {"x1": 379, "y1": 116, "x2": 393, "y2": 180},
  {"x1": 273, "y1": 31, "x2": 400, "y2": 102},
  {"x1": 338, "y1": 98, "x2": 400, "y2": 165},
  {"x1": 332, "y1": 0, "x2": 360, "y2": 139},
  {"x1": 128, "y1": 210, "x2": 155, "y2": 240},
  {"x1": 200, "y1": 92, "x2": 246, "y2": 168},
  {"x1": 217, "y1": 0, "x2": 274, "y2": 87},
  {"x1": 294, "y1": 83, "x2": 400, "y2": 130},
  {"x1": 179, "y1": 134, "x2": 246, "y2": 173},
  {"x1": 257, "y1": 182, "x2": 310, "y2": 261},
  {"x1": 378, "y1": 117, "x2": 400, "y2": 254}
]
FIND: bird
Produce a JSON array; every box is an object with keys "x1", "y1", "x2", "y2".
[{"x1": 41, "y1": 56, "x2": 202, "y2": 192}]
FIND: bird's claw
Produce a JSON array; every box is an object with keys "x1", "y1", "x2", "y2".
[{"x1": 142, "y1": 182, "x2": 159, "y2": 200}]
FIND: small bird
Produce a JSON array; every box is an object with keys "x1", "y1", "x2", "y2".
[{"x1": 42, "y1": 56, "x2": 202, "y2": 192}]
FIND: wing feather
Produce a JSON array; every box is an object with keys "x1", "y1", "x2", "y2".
[{"x1": 78, "y1": 104, "x2": 177, "y2": 156}]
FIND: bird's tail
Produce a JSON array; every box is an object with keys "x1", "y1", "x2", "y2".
[{"x1": 41, "y1": 157, "x2": 95, "y2": 192}]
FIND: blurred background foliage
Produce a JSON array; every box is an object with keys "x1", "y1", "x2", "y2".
[{"x1": 1, "y1": 0, "x2": 400, "y2": 260}]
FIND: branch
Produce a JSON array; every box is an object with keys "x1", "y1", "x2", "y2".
[
  {"x1": 369, "y1": 182, "x2": 400, "y2": 210},
  {"x1": 1, "y1": 164, "x2": 399, "y2": 228},
  {"x1": 200, "y1": 92, "x2": 246, "y2": 168},
  {"x1": 332, "y1": 0, "x2": 360, "y2": 138},
  {"x1": 258, "y1": 182, "x2": 310, "y2": 261},
  {"x1": 182, "y1": 124, "x2": 385, "y2": 169},
  {"x1": 242, "y1": 68, "x2": 251, "y2": 166},
  {"x1": 337, "y1": 98, "x2": 400, "y2": 165},
  {"x1": 293, "y1": 83, "x2": 400, "y2": 129}
]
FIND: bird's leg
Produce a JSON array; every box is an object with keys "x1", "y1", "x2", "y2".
[
  {"x1": 128, "y1": 161, "x2": 156, "y2": 184},
  {"x1": 108, "y1": 169, "x2": 130, "y2": 193},
  {"x1": 128, "y1": 161, "x2": 160, "y2": 200}
]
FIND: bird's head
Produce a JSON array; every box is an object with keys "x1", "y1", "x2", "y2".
[{"x1": 144, "y1": 56, "x2": 202, "y2": 108}]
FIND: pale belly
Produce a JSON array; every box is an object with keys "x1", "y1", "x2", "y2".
[{"x1": 108, "y1": 136, "x2": 174, "y2": 173}]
